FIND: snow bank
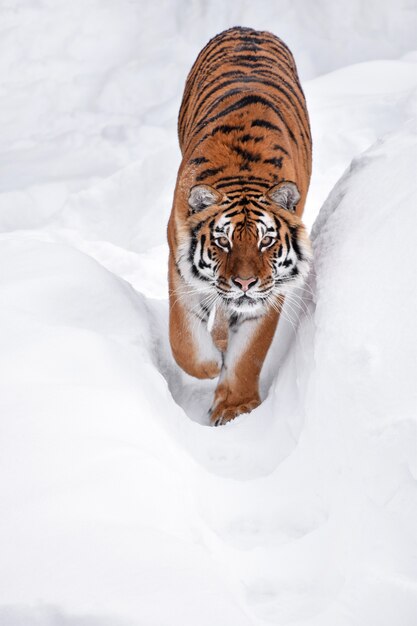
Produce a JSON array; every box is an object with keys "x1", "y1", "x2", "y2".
[
  {"x1": 304, "y1": 58, "x2": 417, "y2": 226},
  {"x1": 0, "y1": 236, "x2": 254, "y2": 626},
  {"x1": 1, "y1": 2, "x2": 416, "y2": 625}
]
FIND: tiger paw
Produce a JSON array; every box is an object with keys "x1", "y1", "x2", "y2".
[
  {"x1": 209, "y1": 396, "x2": 260, "y2": 426},
  {"x1": 182, "y1": 359, "x2": 221, "y2": 380},
  {"x1": 198, "y1": 360, "x2": 221, "y2": 379}
]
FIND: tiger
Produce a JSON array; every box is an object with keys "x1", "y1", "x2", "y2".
[{"x1": 167, "y1": 26, "x2": 312, "y2": 426}]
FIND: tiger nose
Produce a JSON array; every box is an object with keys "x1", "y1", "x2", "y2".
[{"x1": 232, "y1": 276, "x2": 258, "y2": 292}]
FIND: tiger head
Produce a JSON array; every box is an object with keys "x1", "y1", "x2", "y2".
[{"x1": 179, "y1": 181, "x2": 312, "y2": 315}]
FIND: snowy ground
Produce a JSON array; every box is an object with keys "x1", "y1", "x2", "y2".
[{"x1": 0, "y1": 1, "x2": 416, "y2": 625}]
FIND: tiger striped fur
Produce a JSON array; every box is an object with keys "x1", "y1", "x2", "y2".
[{"x1": 167, "y1": 27, "x2": 312, "y2": 425}]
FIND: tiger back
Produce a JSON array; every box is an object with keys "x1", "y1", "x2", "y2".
[{"x1": 176, "y1": 26, "x2": 311, "y2": 212}]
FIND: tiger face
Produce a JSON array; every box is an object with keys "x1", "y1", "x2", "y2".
[{"x1": 179, "y1": 180, "x2": 312, "y2": 315}]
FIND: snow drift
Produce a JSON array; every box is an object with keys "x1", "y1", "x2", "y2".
[{"x1": 0, "y1": 1, "x2": 416, "y2": 625}]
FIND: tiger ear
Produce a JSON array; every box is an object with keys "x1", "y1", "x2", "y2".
[
  {"x1": 188, "y1": 185, "x2": 221, "y2": 213},
  {"x1": 267, "y1": 181, "x2": 300, "y2": 213}
]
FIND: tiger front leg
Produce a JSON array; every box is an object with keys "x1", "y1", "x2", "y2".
[
  {"x1": 169, "y1": 298, "x2": 223, "y2": 379},
  {"x1": 210, "y1": 307, "x2": 280, "y2": 426},
  {"x1": 169, "y1": 267, "x2": 222, "y2": 379}
]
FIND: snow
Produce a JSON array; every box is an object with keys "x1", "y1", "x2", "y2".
[{"x1": 1, "y1": 1, "x2": 416, "y2": 625}]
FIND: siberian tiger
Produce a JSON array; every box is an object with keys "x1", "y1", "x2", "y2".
[{"x1": 167, "y1": 26, "x2": 312, "y2": 425}]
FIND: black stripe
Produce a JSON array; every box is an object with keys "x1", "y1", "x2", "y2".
[
  {"x1": 290, "y1": 226, "x2": 302, "y2": 259},
  {"x1": 235, "y1": 43, "x2": 260, "y2": 52},
  {"x1": 190, "y1": 156, "x2": 209, "y2": 165},
  {"x1": 224, "y1": 198, "x2": 248, "y2": 210},
  {"x1": 274, "y1": 216, "x2": 282, "y2": 231},
  {"x1": 232, "y1": 145, "x2": 261, "y2": 162},
  {"x1": 264, "y1": 157, "x2": 283, "y2": 167},
  {"x1": 251, "y1": 119, "x2": 280, "y2": 131},
  {"x1": 215, "y1": 181, "x2": 245, "y2": 190},
  {"x1": 249, "y1": 198, "x2": 271, "y2": 211},
  {"x1": 285, "y1": 233, "x2": 290, "y2": 252},
  {"x1": 273, "y1": 143, "x2": 289, "y2": 155},
  {"x1": 198, "y1": 234, "x2": 211, "y2": 269},
  {"x1": 215, "y1": 174, "x2": 269, "y2": 183},
  {"x1": 211, "y1": 124, "x2": 244, "y2": 136},
  {"x1": 196, "y1": 166, "x2": 224, "y2": 182},
  {"x1": 224, "y1": 192, "x2": 267, "y2": 201}
]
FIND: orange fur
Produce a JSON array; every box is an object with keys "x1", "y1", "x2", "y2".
[{"x1": 168, "y1": 27, "x2": 312, "y2": 425}]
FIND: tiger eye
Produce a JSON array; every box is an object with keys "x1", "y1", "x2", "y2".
[
  {"x1": 262, "y1": 236, "x2": 274, "y2": 247},
  {"x1": 217, "y1": 236, "x2": 229, "y2": 248}
]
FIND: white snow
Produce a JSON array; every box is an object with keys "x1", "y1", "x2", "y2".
[{"x1": 0, "y1": 1, "x2": 416, "y2": 625}]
